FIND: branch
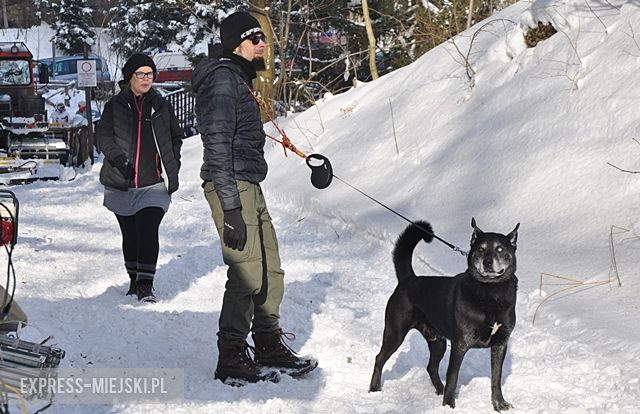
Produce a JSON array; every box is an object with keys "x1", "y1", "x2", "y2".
[
  {"x1": 448, "y1": 18, "x2": 516, "y2": 82},
  {"x1": 449, "y1": 38, "x2": 475, "y2": 81},
  {"x1": 549, "y1": 11, "x2": 583, "y2": 67},
  {"x1": 607, "y1": 138, "x2": 640, "y2": 173},
  {"x1": 584, "y1": 0, "x2": 607, "y2": 32},
  {"x1": 389, "y1": 98, "x2": 399, "y2": 155},
  {"x1": 606, "y1": 162, "x2": 640, "y2": 174},
  {"x1": 621, "y1": 22, "x2": 640, "y2": 57}
]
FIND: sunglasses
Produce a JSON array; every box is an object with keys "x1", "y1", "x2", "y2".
[
  {"x1": 248, "y1": 33, "x2": 267, "y2": 45},
  {"x1": 133, "y1": 71, "x2": 155, "y2": 80}
]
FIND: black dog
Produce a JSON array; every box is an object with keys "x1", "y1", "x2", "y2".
[{"x1": 369, "y1": 218, "x2": 520, "y2": 411}]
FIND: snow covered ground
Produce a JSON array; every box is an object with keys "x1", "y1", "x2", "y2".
[{"x1": 3, "y1": 0, "x2": 640, "y2": 412}]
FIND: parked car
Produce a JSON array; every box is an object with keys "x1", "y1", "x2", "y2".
[
  {"x1": 40, "y1": 54, "x2": 111, "y2": 82},
  {"x1": 39, "y1": 54, "x2": 113, "y2": 97}
]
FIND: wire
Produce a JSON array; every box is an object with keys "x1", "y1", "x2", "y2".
[
  {"x1": 33, "y1": 401, "x2": 53, "y2": 413},
  {"x1": 0, "y1": 161, "x2": 38, "y2": 175},
  {"x1": 0, "y1": 198, "x2": 16, "y2": 320},
  {"x1": 14, "y1": 161, "x2": 38, "y2": 170},
  {"x1": 0, "y1": 379, "x2": 27, "y2": 414},
  {"x1": 1, "y1": 244, "x2": 15, "y2": 321}
]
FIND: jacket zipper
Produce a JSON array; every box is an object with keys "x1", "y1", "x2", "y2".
[
  {"x1": 133, "y1": 95, "x2": 145, "y2": 188},
  {"x1": 150, "y1": 107, "x2": 168, "y2": 187}
]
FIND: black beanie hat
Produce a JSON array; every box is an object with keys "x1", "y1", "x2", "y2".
[
  {"x1": 122, "y1": 53, "x2": 157, "y2": 82},
  {"x1": 220, "y1": 12, "x2": 262, "y2": 52}
]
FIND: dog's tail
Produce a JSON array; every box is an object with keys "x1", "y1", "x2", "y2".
[{"x1": 392, "y1": 220, "x2": 434, "y2": 283}]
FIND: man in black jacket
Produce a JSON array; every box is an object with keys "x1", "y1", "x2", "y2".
[{"x1": 193, "y1": 11, "x2": 317, "y2": 385}]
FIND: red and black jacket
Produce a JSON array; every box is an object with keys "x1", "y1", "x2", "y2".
[{"x1": 96, "y1": 87, "x2": 184, "y2": 194}]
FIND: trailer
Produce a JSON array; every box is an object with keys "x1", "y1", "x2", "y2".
[{"x1": 0, "y1": 42, "x2": 71, "y2": 184}]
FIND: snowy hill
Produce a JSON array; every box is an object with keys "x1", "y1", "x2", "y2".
[{"x1": 4, "y1": 0, "x2": 640, "y2": 413}]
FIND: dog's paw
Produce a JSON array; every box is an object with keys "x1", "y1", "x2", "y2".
[
  {"x1": 492, "y1": 399, "x2": 513, "y2": 412},
  {"x1": 442, "y1": 396, "x2": 456, "y2": 409}
]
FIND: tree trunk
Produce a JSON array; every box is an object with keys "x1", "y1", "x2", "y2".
[
  {"x1": 250, "y1": 1, "x2": 276, "y2": 121},
  {"x1": 1, "y1": 0, "x2": 7, "y2": 29},
  {"x1": 362, "y1": 0, "x2": 378, "y2": 80},
  {"x1": 467, "y1": 0, "x2": 475, "y2": 29},
  {"x1": 275, "y1": 0, "x2": 293, "y2": 110}
]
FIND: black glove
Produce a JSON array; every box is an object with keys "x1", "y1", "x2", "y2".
[
  {"x1": 223, "y1": 208, "x2": 247, "y2": 251},
  {"x1": 112, "y1": 154, "x2": 135, "y2": 180}
]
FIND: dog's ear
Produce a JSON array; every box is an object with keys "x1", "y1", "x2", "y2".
[
  {"x1": 471, "y1": 217, "x2": 483, "y2": 245},
  {"x1": 508, "y1": 223, "x2": 520, "y2": 248}
]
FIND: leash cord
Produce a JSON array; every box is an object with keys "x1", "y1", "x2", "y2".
[
  {"x1": 244, "y1": 83, "x2": 467, "y2": 256},
  {"x1": 332, "y1": 175, "x2": 468, "y2": 256}
]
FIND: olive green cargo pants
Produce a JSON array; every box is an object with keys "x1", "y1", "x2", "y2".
[{"x1": 204, "y1": 180, "x2": 284, "y2": 343}]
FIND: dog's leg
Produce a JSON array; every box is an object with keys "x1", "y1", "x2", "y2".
[
  {"x1": 369, "y1": 296, "x2": 414, "y2": 392},
  {"x1": 369, "y1": 323, "x2": 412, "y2": 392},
  {"x1": 425, "y1": 337, "x2": 446, "y2": 395},
  {"x1": 442, "y1": 342, "x2": 469, "y2": 409},
  {"x1": 490, "y1": 343, "x2": 513, "y2": 411}
]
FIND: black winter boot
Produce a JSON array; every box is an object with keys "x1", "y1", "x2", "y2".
[
  {"x1": 126, "y1": 274, "x2": 137, "y2": 296},
  {"x1": 136, "y1": 280, "x2": 156, "y2": 303},
  {"x1": 215, "y1": 340, "x2": 280, "y2": 386},
  {"x1": 253, "y1": 329, "x2": 318, "y2": 377}
]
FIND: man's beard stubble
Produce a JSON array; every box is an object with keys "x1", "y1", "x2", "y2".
[{"x1": 252, "y1": 58, "x2": 266, "y2": 72}]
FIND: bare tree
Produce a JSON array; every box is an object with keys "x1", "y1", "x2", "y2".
[
  {"x1": 274, "y1": 0, "x2": 294, "y2": 109},
  {"x1": 466, "y1": 0, "x2": 474, "y2": 29},
  {"x1": 362, "y1": 0, "x2": 378, "y2": 80},
  {"x1": 250, "y1": 1, "x2": 276, "y2": 120},
  {"x1": 2, "y1": 0, "x2": 8, "y2": 28}
]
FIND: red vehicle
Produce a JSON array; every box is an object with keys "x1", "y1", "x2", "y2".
[
  {"x1": 153, "y1": 52, "x2": 192, "y2": 82},
  {"x1": 0, "y1": 42, "x2": 72, "y2": 183},
  {"x1": 0, "y1": 42, "x2": 46, "y2": 117}
]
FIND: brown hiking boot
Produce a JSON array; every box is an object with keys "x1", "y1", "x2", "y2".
[
  {"x1": 215, "y1": 339, "x2": 280, "y2": 386},
  {"x1": 252, "y1": 329, "x2": 318, "y2": 377}
]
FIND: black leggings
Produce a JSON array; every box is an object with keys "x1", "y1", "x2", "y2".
[{"x1": 116, "y1": 207, "x2": 165, "y2": 281}]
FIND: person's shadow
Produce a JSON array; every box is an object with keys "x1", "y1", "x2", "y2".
[{"x1": 15, "y1": 250, "x2": 336, "y2": 408}]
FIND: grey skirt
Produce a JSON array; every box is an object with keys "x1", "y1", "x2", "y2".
[{"x1": 103, "y1": 182, "x2": 171, "y2": 216}]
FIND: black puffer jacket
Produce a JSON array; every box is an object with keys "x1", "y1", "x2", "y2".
[
  {"x1": 96, "y1": 87, "x2": 183, "y2": 194},
  {"x1": 192, "y1": 53, "x2": 267, "y2": 211}
]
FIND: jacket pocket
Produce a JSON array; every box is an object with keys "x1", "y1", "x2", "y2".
[
  {"x1": 99, "y1": 163, "x2": 128, "y2": 190},
  {"x1": 235, "y1": 180, "x2": 251, "y2": 194}
]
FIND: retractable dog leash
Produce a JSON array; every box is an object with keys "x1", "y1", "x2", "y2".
[{"x1": 248, "y1": 87, "x2": 467, "y2": 256}]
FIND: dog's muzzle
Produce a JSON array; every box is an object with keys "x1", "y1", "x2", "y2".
[
  {"x1": 479, "y1": 257, "x2": 507, "y2": 278},
  {"x1": 479, "y1": 268, "x2": 506, "y2": 279}
]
